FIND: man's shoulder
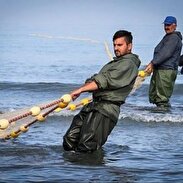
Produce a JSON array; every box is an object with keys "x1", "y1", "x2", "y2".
[{"x1": 166, "y1": 31, "x2": 182, "y2": 41}]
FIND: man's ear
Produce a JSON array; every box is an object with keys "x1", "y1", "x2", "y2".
[{"x1": 128, "y1": 43, "x2": 132, "y2": 52}]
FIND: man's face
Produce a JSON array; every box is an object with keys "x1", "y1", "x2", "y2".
[
  {"x1": 164, "y1": 23, "x2": 176, "y2": 34},
  {"x1": 113, "y1": 37, "x2": 132, "y2": 57}
]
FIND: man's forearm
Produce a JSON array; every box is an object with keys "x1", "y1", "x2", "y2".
[
  {"x1": 80, "y1": 81, "x2": 98, "y2": 92},
  {"x1": 70, "y1": 81, "x2": 98, "y2": 100}
]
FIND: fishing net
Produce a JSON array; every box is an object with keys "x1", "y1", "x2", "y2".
[
  {"x1": 130, "y1": 71, "x2": 150, "y2": 94},
  {"x1": 0, "y1": 94, "x2": 91, "y2": 139}
]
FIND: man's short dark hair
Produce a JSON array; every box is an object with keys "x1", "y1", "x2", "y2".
[{"x1": 113, "y1": 30, "x2": 133, "y2": 44}]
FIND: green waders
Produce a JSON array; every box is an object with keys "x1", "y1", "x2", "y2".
[
  {"x1": 63, "y1": 108, "x2": 117, "y2": 152},
  {"x1": 149, "y1": 69, "x2": 177, "y2": 107}
]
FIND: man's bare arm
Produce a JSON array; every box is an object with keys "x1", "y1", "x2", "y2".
[{"x1": 70, "y1": 81, "x2": 98, "y2": 100}]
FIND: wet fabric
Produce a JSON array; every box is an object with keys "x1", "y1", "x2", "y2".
[
  {"x1": 149, "y1": 69, "x2": 177, "y2": 106},
  {"x1": 86, "y1": 53, "x2": 141, "y2": 103},
  {"x1": 63, "y1": 107, "x2": 117, "y2": 152}
]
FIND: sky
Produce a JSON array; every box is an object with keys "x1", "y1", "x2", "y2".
[
  {"x1": 0, "y1": 0, "x2": 183, "y2": 61},
  {"x1": 0, "y1": 0, "x2": 182, "y2": 32}
]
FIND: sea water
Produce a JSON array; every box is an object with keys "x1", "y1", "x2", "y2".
[{"x1": 0, "y1": 26, "x2": 183, "y2": 182}]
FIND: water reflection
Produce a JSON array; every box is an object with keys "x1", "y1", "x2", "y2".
[
  {"x1": 63, "y1": 148, "x2": 105, "y2": 166},
  {"x1": 62, "y1": 147, "x2": 136, "y2": 182}
]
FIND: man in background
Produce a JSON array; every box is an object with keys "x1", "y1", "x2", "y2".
[{"x1": 145, "y1": 16, "x2": 182, "y2": 108}]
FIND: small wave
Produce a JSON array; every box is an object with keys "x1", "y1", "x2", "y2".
[
  {"x1": 119, "y1": 106, "x2": 183, "y2": 123},
  {"x1": 50, "y1": 105, "x2": 183, "y2": 123},
  {"x1": 120, "y1": 113, "x2": 183, "y2": 123},
  {"x1": 0, "y1": 81, "x2": 79, "y2": 89},
  {"x1": 1, "y1": 80, "x2": 183, "y2": 96},
  {"x1": 2, "y1": 103, "x2": 183, "y2": 124}
]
